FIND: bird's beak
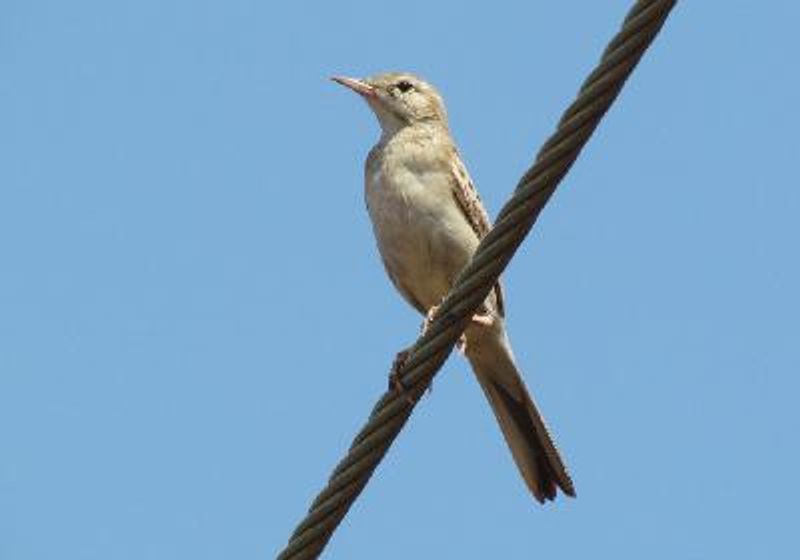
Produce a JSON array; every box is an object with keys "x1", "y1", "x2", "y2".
[{"x1": 331, "y1": 75, "x2": 376, "y2": 98}]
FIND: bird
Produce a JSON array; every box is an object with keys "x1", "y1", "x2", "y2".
[{"x1": 332, "y1": 72, "x2": 575, "y2": 503}]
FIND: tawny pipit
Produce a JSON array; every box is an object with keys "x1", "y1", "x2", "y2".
[{"x1": 332, "y1": 72, "x2": 575, "y2": 503}]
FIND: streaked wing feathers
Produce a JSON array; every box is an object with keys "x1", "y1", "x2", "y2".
[{"x1": 449, "y1": 149, "x2": 505, "y2": 316}]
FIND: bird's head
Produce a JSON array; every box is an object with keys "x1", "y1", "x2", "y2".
[{"x1": 332, "y1": 72, "x2": 448, "y2": 134}]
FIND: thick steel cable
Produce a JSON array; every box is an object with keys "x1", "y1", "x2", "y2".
[{"x1": 276, "y1": 1, "x2": 676, "y2": 558}]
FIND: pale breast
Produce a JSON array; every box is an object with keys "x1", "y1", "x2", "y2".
[{"x1": 365, "y1": 134, "x2": 480, "y2": 313}]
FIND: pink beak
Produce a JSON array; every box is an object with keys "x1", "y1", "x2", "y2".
[{"x1": 331, "y1": 75, "x2": 376, "y2": 98}]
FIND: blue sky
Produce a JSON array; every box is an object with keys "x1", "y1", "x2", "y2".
[{"x1": 2, "y1": 1, "x2": 798, "y2": 559}]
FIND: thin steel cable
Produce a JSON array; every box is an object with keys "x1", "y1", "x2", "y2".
[{"x1": 276, "y1": 1, "x2": 676, "y2": 557}]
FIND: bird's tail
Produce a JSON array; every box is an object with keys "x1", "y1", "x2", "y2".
[{"x1": 464, "y1": 323, "x2": 575, "y2": 503}]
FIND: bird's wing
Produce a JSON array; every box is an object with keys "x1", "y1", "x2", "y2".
[{"x1": 449, "y1": 149, "x2": 505, "y2": 317}]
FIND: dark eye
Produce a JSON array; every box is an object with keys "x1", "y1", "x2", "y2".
[{"x1": 396, "y1": 80, "x2": 414, "y2": 93}]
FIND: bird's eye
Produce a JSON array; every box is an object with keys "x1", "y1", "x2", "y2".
[{"x1": 396, "y1": 80, "x2": 414, "y2": 93}]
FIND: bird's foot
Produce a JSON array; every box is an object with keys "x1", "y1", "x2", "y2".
[
  {"x1": 456, "y1": 333, "x2": 468, "y2": 353},
  {"x1": 471, "y1": 312, "x2": 494, "y2": 327},
  {"x1": 456, "y1": 312, "x2": 494, "y2": 354},
  {"x1": 421, "y1": 304, "x2": 440, "y2": 336},
  {"x1": 423, "y1": 303, "x2": 493, "y2": 333}
]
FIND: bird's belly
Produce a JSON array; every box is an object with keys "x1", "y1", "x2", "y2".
[{"x1": 366, "y1": 170, "x2": 477, "y2": 313}]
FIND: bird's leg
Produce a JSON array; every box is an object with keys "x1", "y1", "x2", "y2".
[
  {"x1": 386, "y1": 305, "x2": 446, "y2": 402},
  {"x1": 388, "y1": 349, "x2": 416, "y2": 405}
]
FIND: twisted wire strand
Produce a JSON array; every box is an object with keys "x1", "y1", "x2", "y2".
[{"x1": 277, "y1": 1, "x2": 676, "y2": 557}]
